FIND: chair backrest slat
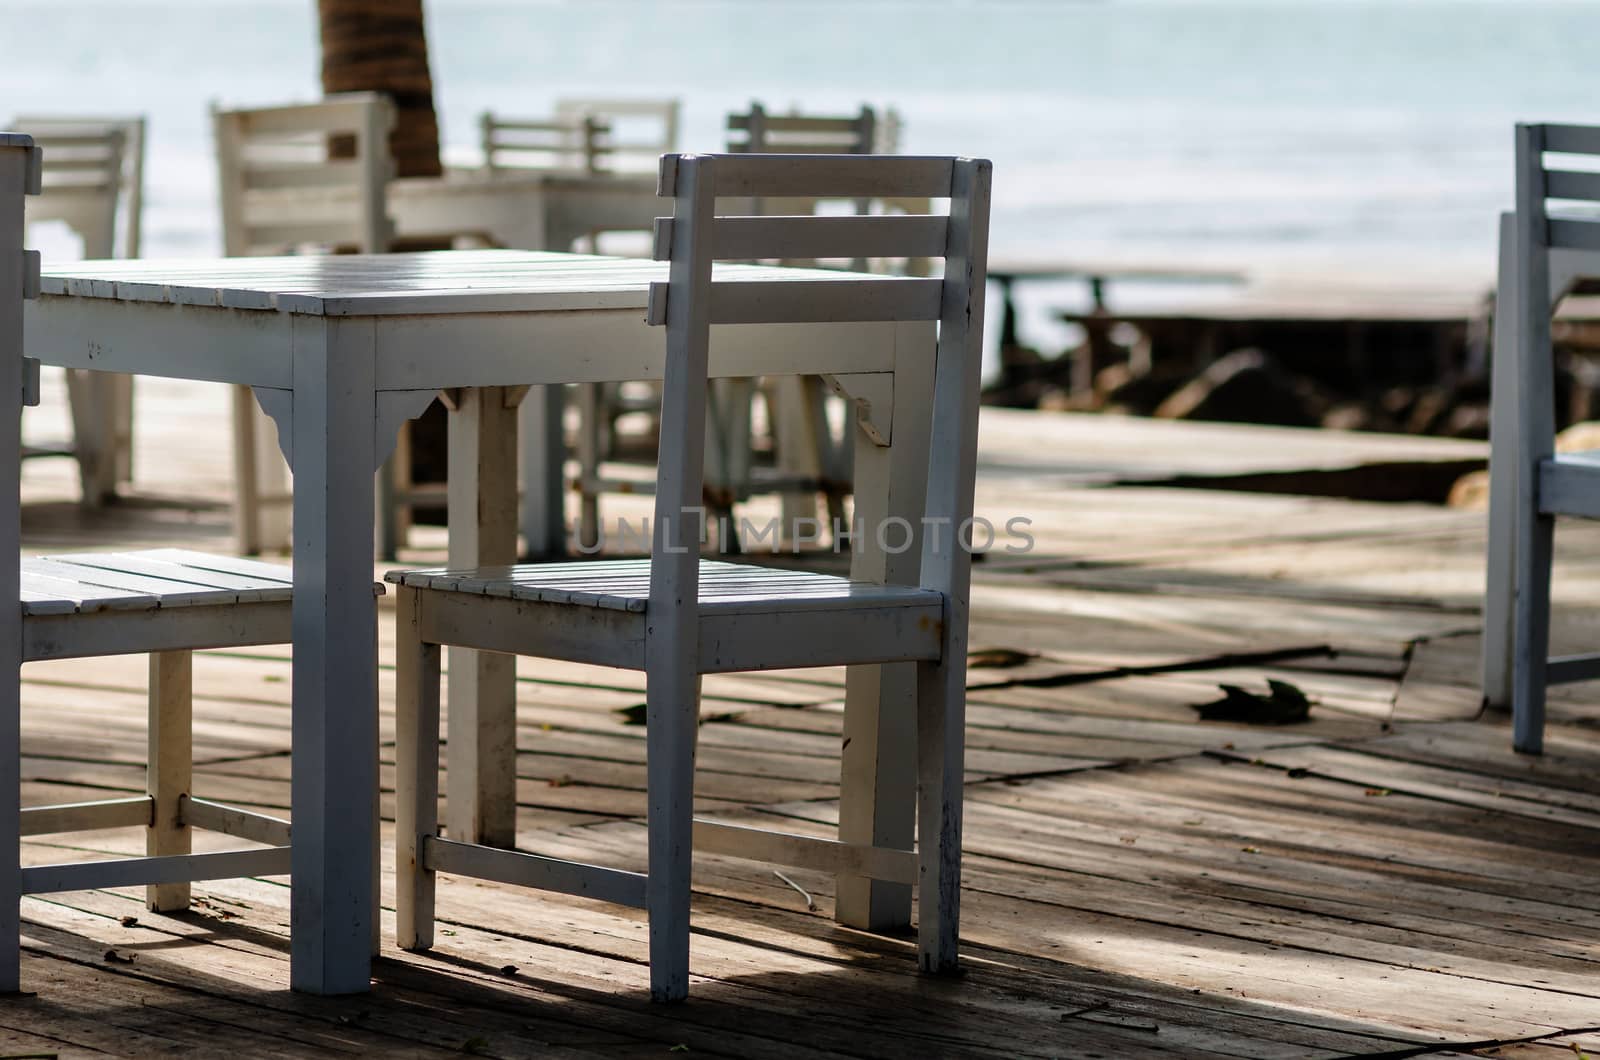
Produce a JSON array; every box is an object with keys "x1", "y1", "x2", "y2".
[
  {"x1": 726, "y1": 104, "x2": 876, "y2": 157},
  {"x1": 646, "y1": 152, "x2": 991, "y2": 612},
  {"x1": 645, "y1": 276, "x2": 944, "y2": 327},
  {"x1": 479, "y1": 113, "x2": 608, "y2": 175},
  {"x1": 1517, "y1": 122, "x2": 1600, "y2": 257},
  {"x1": 651, "y1": 214, "x2": 950, "y2": 264},
  {"x1": 1541, "y1": 124, "x2": 1600, "y2": 156},
  {"x1": 662, "y1": 153, "x2": 952, "y2": 201},
  {"x1": 1544, "y1": 169, "x2": 1600, "y2": 204},
  {"x1": 1548, "y1": 218, "x2": 1600, "y2": 254},
  {"x1": 213, "y1": 93, "x2": 395, "y2": 256}
]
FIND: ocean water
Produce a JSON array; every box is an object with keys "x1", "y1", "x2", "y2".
[{"x1": 2, "y1": 0, "x2": 1596, "y2": 344}]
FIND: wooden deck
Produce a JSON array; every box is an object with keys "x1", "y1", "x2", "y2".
[{"x1": 9, "y1": 377, "x2": 1600, "y2": 1058}]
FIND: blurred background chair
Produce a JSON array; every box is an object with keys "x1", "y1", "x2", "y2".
[
  {"x1": 480, "y1": 99, "x2": 685, "y2": 552},
  {"x1": 478, "y1": 110, "x2": 609, "y2": 175},
  {"x1": 390, "y1": 150, "x2": 991, "y2": 1001},
  {"x1": 1482, "y1": 122, "x2": 1600, "y2": 754},
  {"x1": 12, "y1": 115, "x2": 145, "y2": 506},
  {"x1": 572, "y1": 101, "x2": 905, "y2": 551},
  {"x1": 552, "y1": 97, "x2": 680, "y2": 176},
  {"x1": 214, "y1": 93, "x2": 432, "y2": 558},
  {"x1": 480, "y1": 97, "x2": 678, "y2": 180}
]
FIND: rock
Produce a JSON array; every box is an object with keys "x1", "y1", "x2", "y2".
[
  {"x1": 1153, "y1": 349, "x2": 1330, "y2": 428},
  {"x1": 1095, "y1": 362, "x2": 1187, "y2": 417},
  {"x1": 1321, "y1": 401, "x2": 1401, "y2": 433},
  {"x1": 1447, "y1": 469, "x2": 1488, "y2": 510},
  {"x1": 1405, "y1": 388, "x2": 1454, "y2": 435},
  {"x1": 1442, "y1": 402, "x2": 1490, "y2": 439},
  {"x1": 1556, "y1": 420, "x2": 1600, "y2": 452}
]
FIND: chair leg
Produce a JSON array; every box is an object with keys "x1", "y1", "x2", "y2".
[
  {"x1": 376, "y1": 424, "x2": 411, "y2": 561},
  {"x1": 395, "y1": 587, "x2": 441, "y2": 951},
  {"x1": 577, "y1": 383, "x2": 603, "y2": 551},
  {"x1": 147, "y1": 651, "x2": 192, "y2": 912},
  {"x1": 231, "y1": 384, "x2": 262, "y2": 555},
  {"x1": 915, "y1": 658, "x2": 965, "y2": 974},
  {"x1": 645, "y1": 668, "x2": 699, "y2": 1002},
  {"x1": 63, "y1": 368, "x2": 111, "y2": 507},
  {"x1": 1512, "y1": 505, "x2": 1555, "y2": 755},
  {"x1": 113, "y1": 373, "x2": 135, "y2": 486}
]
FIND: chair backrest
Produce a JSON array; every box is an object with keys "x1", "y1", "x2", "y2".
[
  {"x1": 1516, "y1": 123, "x2": 1600, "y2": 268},
  {"x1": 479, "y1": 111, "x2": 609, "y2": 175},
  {"x1": 1512, "y1": 124, "x2": 1600, "y2": 409},
  {"x1": 726, "y1": 103, "x2": 876, "y2": 156},
  {"x1": 554, "y1": 98, "x2": 680, "y2": 172},
  {"x1": 213, "y1": 93, "x2": 395, "y2": 256},
  {"x1": 644, "y1": 153, "x2": 992, "y2": 614},
  {"x1": 10, "y1": 116, "x2": 144, "y2": 258}
]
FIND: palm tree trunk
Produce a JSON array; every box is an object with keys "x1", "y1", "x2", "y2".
[{"x1": 317, "y1": 0, "x2": 442, "y2": 178}]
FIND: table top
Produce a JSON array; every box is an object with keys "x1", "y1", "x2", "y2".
[{"x1": 37, "y1": 249, "x2": 843, "y2": 318}]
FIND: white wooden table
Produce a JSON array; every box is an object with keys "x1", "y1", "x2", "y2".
[{"x1": 23, "y1": 249, "x2": 934, "y2": 994}]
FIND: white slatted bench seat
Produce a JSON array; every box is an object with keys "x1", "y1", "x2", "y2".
[
  {"x1": 392, "y1": 151, "x2": 991, "y2": 1002},
  {"x1": 14, "y1": 550, "x2": 356, "y2": 909}
]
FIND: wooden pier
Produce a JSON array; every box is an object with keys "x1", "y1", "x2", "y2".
[{"x1": 9, "y1": 377, "x2": 1600, "y2": 1058}]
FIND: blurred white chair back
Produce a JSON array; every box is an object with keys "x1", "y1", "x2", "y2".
[
  {"x1": 213, "y1": 93, "x2": 395, "y2": 256},
  {"x1": 10, "y1": 115, "x2": 147, "y2": 505},
  {"x1": 212, "y1": 94, "x2": 413, "y2": 557}
]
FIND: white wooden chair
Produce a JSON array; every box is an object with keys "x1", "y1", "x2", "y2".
[
  {"x1": 552, "y1": 98, "x2": 680, "y2": 174},
  {"x1": 390, "y1": 151, "x2": 991, "y2": 1001},
  {"x1": 11, "y1": 115, "x2": 145, "y2": 506},
  {"x1": 479, "y1": 112, "x2": 609, "y2": 175},
  {"x1": 1482, "y1": 123, "x2": 1600, "y2": 754},
  {"x1": 3, "y1": 136, "x2": 354, "y2": 989},
  {"x1": 480, "y1": 99, "x2": 679, "y2": 178},
  {"x1": 214, "y1": 94, "x2": 423, "y2": 559}
]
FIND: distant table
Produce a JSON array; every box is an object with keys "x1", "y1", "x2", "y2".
[
  {"x1": 986, "y1": 258, "x2": 1246, "y2": 348},
  {"x1": 24, "y1": 249, "x2": 933, "y2": 994},
  {"x1": 389, "y1": 167, "x2": 660, "y2": 253}
]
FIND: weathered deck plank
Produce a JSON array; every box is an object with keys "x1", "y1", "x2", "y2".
[{"x1": 11, "y1": 375, "x2": 1600, "y2": 1056}]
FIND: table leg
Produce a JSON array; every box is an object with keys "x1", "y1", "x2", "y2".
[
  {"x1": 837, "y1": 324, "x2": 934, "y2": 932},
  {"x1": 289, "y1": 319, "x2": 378, "y2": 995},
  {"x1": 519, "y1": 384, "x2": 567, "y2": 559},
  {"x1": 448, "y1": 386, "x2": 520, "y2": 848}
]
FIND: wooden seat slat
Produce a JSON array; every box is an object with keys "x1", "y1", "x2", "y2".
[
  {"x1": 22, "y1": 556, "x2": 247, "y2": 608},
  {"x1": 387, "y1": 559, "x2": 941, "y2": 615}
]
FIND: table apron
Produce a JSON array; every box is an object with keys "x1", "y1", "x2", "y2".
[
  {"x1": 25, "y1": 302, "x2": 921, "y2": 393},
  {"x1": 26, "y1": 297, "x2": 295, "y2": 387},
  {"x1": 371, "y1": 312, "x2": 912, "y2": 390}
]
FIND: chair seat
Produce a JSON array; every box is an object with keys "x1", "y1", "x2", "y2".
[
  {"x1": 388, "y1": 559, "x2": 945, "y2": 672},
  {"x1": 20, "y1": 548, "x2": 294, "y2": 616},
  {"x1": 386, "y1": 558, "x2": 941, "y2": 615}
]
